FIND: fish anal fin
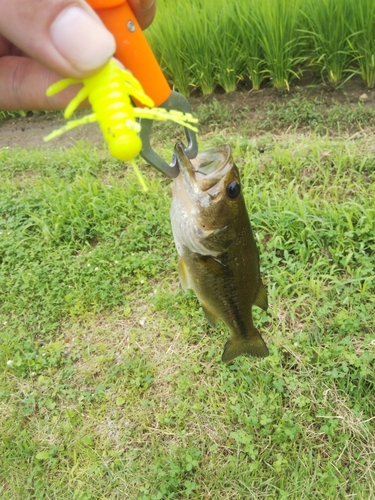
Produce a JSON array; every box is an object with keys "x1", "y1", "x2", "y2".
[
  {"x1": 221, "y1": 331, "x2": 269, "y2": 362},
  {"x1": 254, "y1": 281, "x2": 268, "y2": 311},
  {"x1": 201, "y1": 303, "x2": 219, "y2": 328},
  {"x1": 178, "y1": 255, "x2": 190, "y2": 291}
]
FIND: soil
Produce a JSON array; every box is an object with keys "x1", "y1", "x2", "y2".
[
  {"x1": 190, "y1": 73, "x2": 375, "y2": 110},
  {"x1": 1, "y1": 75, "x2": 374, "y2": 150}
]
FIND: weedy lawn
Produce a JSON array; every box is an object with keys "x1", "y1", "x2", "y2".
[{"x1": 1, "y1": 94, "x2": 375, "y2": 499}]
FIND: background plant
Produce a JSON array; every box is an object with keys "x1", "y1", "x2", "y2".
[
  {"x1": 144, "y1": 1, "x2": 192, "y2": 95},
  {"x1": 235, "y1": 0, "x2": 266, "y2": 90},
  {"x1": 252, "y1": 0, "x2": 304, "y2": 90},
  {"x1": 300, "y1": 0, "x2": 354, "y2": 83},
  {"x1": 146, "y1": 0, "x2": 375, "y2": 94},
  {"x1": 348, "y1": 0, "x2": 375, "y2": 88},
  {"x1": 211, "y1": 3, "x2": 244, "y2": 93}
]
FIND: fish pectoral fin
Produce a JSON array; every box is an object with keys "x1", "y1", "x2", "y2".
[
  {"x1": 198, "y1": 225, "x2": 234, "y2": 253},
  {"x1": 201, "y1": 303, "x2": 219, "y2": 328},
  {"x1": 221, "y1": 330, "x2": 269, "y2": 362},
  {"x1": 178, "y1": 255, "x2": 190, "y2": 291},
  {"x1": 197, "y1": 254, "x2": 232, "y2": 277},
  {"x1": 254, "y1": 281, "x2": 268, "y2": 311}
]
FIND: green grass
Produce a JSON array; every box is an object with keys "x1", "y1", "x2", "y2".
[
  {"x1": 195, "y1": 91, "x2": 375, "y2": 138},
  {"x1": 1, "y1": 99, "x2": 375, "y2": 498},
  {"x1": 146, "y1": 0, "x2": 375, "y2": 94}
]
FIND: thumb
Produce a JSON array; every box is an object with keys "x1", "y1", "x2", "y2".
[{"x1": 0, "y1": 0, "x2": 116, "y2": 78}]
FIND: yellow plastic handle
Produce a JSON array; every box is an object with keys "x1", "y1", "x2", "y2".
[{"x1": 87, "y1": 0, "x2": 171, "y2": 107}]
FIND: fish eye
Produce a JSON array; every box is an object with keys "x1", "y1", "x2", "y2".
[{"x1": 226, "y1": 181, "x2": 241, "y2": 199}]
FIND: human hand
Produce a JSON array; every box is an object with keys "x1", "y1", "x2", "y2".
[{"x1": 0, "y1": 0, "x2": 156, "y2": 111}]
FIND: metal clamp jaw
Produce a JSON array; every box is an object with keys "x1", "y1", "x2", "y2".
[{"x1": 138, "y1": 91, "x2": 198, "y2": 178}]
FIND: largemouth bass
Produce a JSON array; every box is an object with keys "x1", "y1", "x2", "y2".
[{"x1": 170, "y1": 143, "x2": 269, "y2": 362}]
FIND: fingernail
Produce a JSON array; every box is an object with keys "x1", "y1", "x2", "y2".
[
  {"x1": 140, "y1": 0, "x2": 155, "y2": 11},
  {"x1": 51, "y1": 6, "x2": 115, "y2": 71}
]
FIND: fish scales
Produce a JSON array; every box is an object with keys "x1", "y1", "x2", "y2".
[{"x1": 170, "y1": 143, "x2": 269, "y2": 362}]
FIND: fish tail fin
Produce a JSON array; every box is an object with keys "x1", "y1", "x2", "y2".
[{"x1": 221, "y1": 330, "x2": 269, "y2": 363}]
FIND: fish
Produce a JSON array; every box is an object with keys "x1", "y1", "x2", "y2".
[{"x1": 170, "y1": 142, "x2": 269, "y2": 362}]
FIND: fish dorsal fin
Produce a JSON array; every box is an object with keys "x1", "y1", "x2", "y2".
[
  {"x1": 254, "y1": 281, "x2": 268, "y2": 311},
  {"x1": 178, "y1": 255, "x2": 190, "y2": 291},
  {"x1": 201, "y1": 303, "x2": 219, "y2": 328}
]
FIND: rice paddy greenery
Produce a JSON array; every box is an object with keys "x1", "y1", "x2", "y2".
[
  {"x1": 349, "y1": 0, "x2": 375, "y2": 88},
  {"x1": 146, "y1": 0, "x2": 375, "y2": 94},
  {"x1": 1, "y1": 93, "x2": 375, "y2": 498}
]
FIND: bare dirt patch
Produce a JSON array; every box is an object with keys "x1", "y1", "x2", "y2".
[
  {"x1": 0, "y1": 113, "x2": 104, "y2": 150},
  {"x1": 1, "y1": 76, "x2": 375, "y2": 150}
]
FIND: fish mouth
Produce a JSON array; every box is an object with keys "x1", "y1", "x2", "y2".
[{"x1": 175, "y1": 142, "x2": 232, "y2": 191}]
